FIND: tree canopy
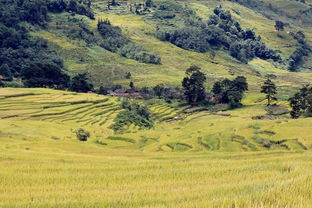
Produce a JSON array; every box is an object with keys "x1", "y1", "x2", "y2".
[{"x1": 182, "y1": 65, "x2": 207, "y2": 104}]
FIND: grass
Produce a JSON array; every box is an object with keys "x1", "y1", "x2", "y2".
[{"x1": 1, "y1": 144, "x2": 312, "y2": 207}]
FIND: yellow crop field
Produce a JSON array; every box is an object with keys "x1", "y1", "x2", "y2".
[{"x1": 1, "y1": 88, "x2": 312, "y2": 207}]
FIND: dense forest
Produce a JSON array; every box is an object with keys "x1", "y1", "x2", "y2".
[{"x1": 0, "y1": 0, "x2": 94, "y2": 88}]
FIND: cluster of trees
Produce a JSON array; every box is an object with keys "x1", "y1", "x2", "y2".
[
  {"x1": 289, "y1": 86, "x2": 312, "y2": 118},
  {"x1": 153, "y1": 0, "x2": 194, "y2": 19},
  {"x1": 288, "y1": 31, "x2": 311, "y2": 71},
  {"x1": 110, "y1": 100, "x2": 153, "y2": 132},
  {"x1": 212, "y1": 76, "x2": 248, "y2": 108},
  {"x1": 181, "y1": 65, "x2": 248, "y2": 108},
  {"x1": 47, "y1": 0, "x2": 94, "y2": 19},
  {"x1": 157, "y1": 6, "x2": 280, "y2": 63},
  {"x1": 69, "y1": 73, "x2": 93, "y2": 92},
  {"x1": 64, "y1": 18, "x2": 98, "y2": 45},
  {"x1": 97, "y1": 19, "x2": 161, "y2": 64}
]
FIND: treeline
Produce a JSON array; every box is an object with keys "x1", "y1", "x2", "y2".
[
  {"x1": 157, "y1": 6, "x2": 280, "y2": 63},
  {"x1": 97, "y1": 19, "x2": 161, "y2": 64}
]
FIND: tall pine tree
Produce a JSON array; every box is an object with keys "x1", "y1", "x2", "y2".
[{"x1": 261, "y1": 78, "x2": 277, "y2": 106}]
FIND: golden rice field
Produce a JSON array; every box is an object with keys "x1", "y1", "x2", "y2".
[{"x1": 1, "y1": 88, "x2": 312, "y2": 207}]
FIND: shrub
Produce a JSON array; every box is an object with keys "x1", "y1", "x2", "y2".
[
  {"x1": 110, "y1": 100, "x2": 153, "y2": 132},
  {"x1": 75, "y1": 128, "x2": 90, "y2": 141}
]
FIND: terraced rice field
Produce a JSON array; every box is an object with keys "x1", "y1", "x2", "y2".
[
  {"x1": 0, "y1": 89, "x2": 120, "y2": 127},
  {"x1": 1, "y1": 88, "x2": 312, "y2": 207},
  {"x1": 149, "y1": 104, "x2": 182, "y2": 121}
]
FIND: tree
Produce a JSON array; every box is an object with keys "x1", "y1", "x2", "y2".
[
  {"x1": 261, "y1": 78, "x2": 277, "y2": 106},
  {"x1": 70, "y1": 73, "x2": 93, "y2": 93},
  {"x1": 0, "y1": 64, "x2": 13, "y2": 81},
  {"x1": 182, "y1": 65, "x2": 206, "y2": 104},
  {"x1": 153, "y1": 84, "x2": 165, "y2": 98},
  {"x1": 129, "y1": 81, "x2": 135, "y2": 89},
  {"x1": 275, "y1": 21, "x2": 285, "y2": 31},
  {"x1": 75, "y1": 128, "x2": 90, "y2": 141},
  {"x1": 233, "y1": 76, "x2": 248, "y2": 92}
]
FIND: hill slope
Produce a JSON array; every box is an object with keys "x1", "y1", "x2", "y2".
[{"x1": 28, "y1": 0, "x2": 312, "y2": 91}]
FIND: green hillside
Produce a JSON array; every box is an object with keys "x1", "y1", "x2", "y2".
[{"x1": 27, "y1": 0, "x2": 312, "y2": 90}]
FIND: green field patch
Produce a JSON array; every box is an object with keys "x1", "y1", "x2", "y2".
[
  {"x1": 252, "y1": 135, "x2": 289, "y2": 150},
  {"x1": 95, "y1": 139, "x2": 108, "y2": 146},
  {"x1": 139, "y1": 137, "x2": 159, "y2": 148},
  {"x1": 284, "y1": 139, "x2": 308, "y2": 151},
  {"x1": 257, "y1": 130, "x2": 276, "y2": 137},
  {"x1": 231, "y1": 135, "x2": 258, "y2": 151},
  {"x1": 0, "y1": 93, "x2": 38, "y2": 99},
  {"x1": 198, "y1": 135, "x2": 221, "y2": 151},
  {"x1": 106, "y1": 136, "x2": 136, "y2": 144},
  {"x1": 165, "y1": 142, "x2": 193, "y2": 152}
]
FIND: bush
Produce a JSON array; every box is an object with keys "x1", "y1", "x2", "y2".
[
  {"x1": 75, "y1": 128, "x2": 90, "y2": 141},
  {"x1": 110, "y1": 100, "x2": 153, "y2": 132},
  {"x1": 119, "y1": 44, "x2": 161, "y2": 64},
  {"x1": 97, "y1": 19, "x2": 129, "y2": 52}
]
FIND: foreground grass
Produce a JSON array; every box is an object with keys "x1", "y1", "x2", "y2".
[{"x1": 1, "y1": 144, "x2": 312, "y2": 207}]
